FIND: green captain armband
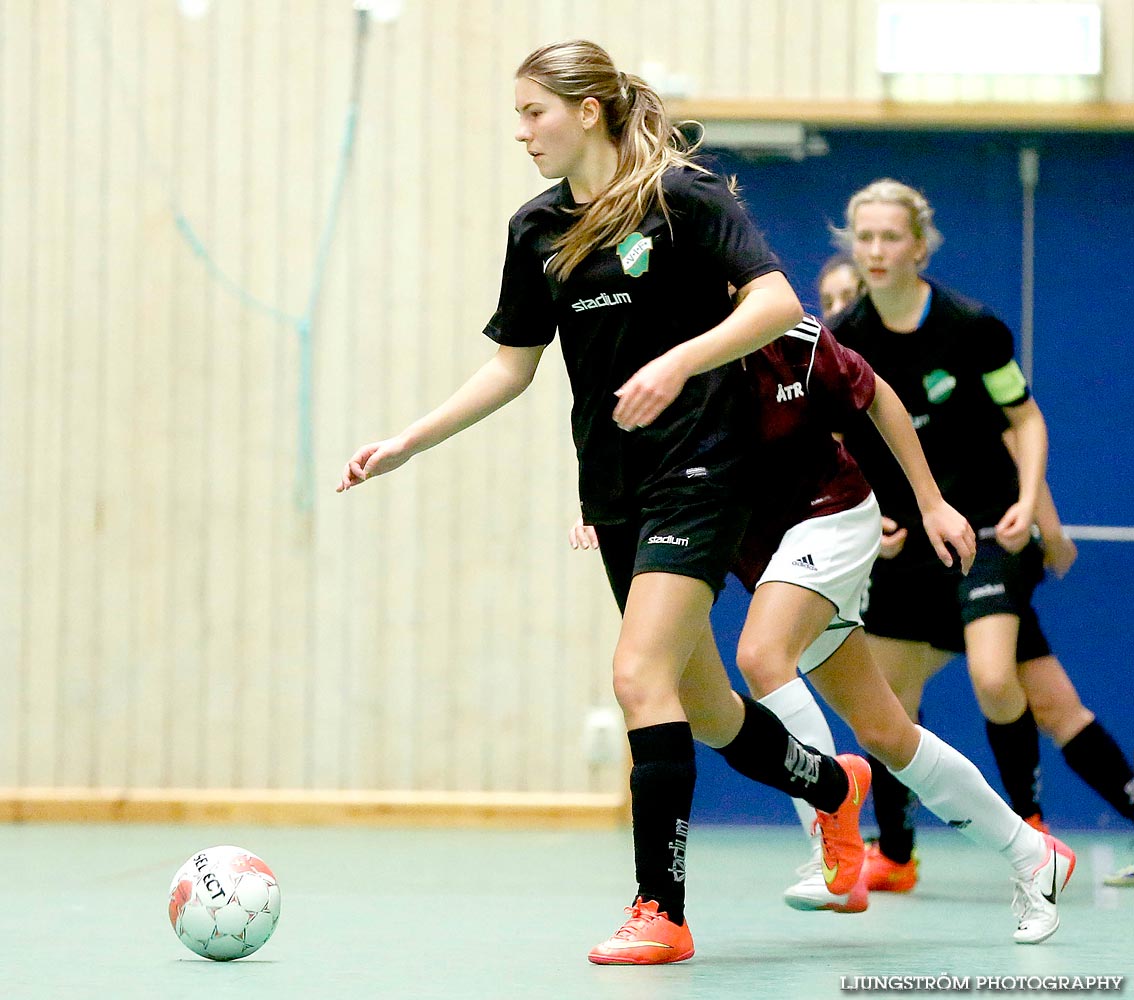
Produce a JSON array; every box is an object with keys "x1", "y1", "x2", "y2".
[{"x1": 982, "y1": 360, "x2": 1028, "y2": 404}]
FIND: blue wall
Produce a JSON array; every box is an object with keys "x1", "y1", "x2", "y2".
[{"x1": 693, "y1": 132, "x2": 1134, "y2": 831}]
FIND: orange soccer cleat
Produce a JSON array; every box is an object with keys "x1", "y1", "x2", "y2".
[
  {"x1": 588, "y1": 898, "x2": 694, "y2": 966},
  {"x1": 813, "y1": 753, "x2": 871, "y2": 896},
  {"x1": 862, "y1": 840, "x2": 919, "y2": 893},
  {"x1": 1023, "y1": 813, "x2": 1050, "y2": 835}
]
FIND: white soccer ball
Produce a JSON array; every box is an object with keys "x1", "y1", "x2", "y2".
[{"x1": 168, "y1": 845, "x2": 281, "y2": 961}]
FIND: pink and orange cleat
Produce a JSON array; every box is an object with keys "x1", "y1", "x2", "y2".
[
  {"x1": 588, "y1": 897, "x2": 694, "y2": 966},
  {"x1": 813, "y1": 753, "x2": 872, "y2": 896}
]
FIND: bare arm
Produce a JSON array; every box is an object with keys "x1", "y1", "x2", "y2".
[
  {"x1": 1033, "y1": 481, "x2": 1078, "y2": 577},
  {"x1": 1029, "y1": 479, "x2": 1065, "y2": 542},
  {"x1": 611, "y1": 270, "x2": 803, "y2": 430},
  {"x1": 996, "y1": 397, "x2": 1048, "y2": 552},
  {"x1": 337, "y1": 344, "x2": 545, "y2": 492},
  {"x1": 1003, "y1": 425, "x2": 1075, "y2": 575},
  {"x1": 672, "y1": 270, "x2": 803, "y2": 377},
  {"x1": 866, "y1": 375, "x2": 976, "y2": 572}
]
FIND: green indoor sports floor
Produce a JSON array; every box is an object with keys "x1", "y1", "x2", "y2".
[{"x1": 2, "y1": 823, "x2": 1131, "y2": 1000}]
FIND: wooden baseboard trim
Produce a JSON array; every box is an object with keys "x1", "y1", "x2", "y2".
[{"x1": 0, "y1": 787, "x2": 629, "y2": 828}]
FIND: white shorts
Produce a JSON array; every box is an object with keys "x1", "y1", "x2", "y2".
[{"x1": 754, "y1": 492, "x2": 882, "y2": 674}]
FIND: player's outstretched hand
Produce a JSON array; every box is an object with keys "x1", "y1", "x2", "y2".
[
  {"x1": 336, "y1": 436, "x2": 412, "y2": 493},
  {"x1": 878, "y1": 516, "x2": 908, "y2": 559},
  {"x1": 568, "y1": 517, "x2": 600, "y2": 551},
  {"x1": 922, "y1": 502, "x2": 976, "y2": 574}
]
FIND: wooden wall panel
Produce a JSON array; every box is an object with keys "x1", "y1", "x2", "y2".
[
  {"x1": 168, "y1": 6, "x2": 214, "y2": 788},
  {"x1": 26, "y1": 0, "x2": 68, "y2": 787},
  {"x1": 270, "y1": 0, "x2": 319, "y2": 792},
  {"x1": 132, "y1": 0, "x2": 177, "y2": 789},
  {"x1": 816, "y1": 0, "x2": 858, "y2": 100},
  {"x1": 57, "y1": 0, "x2": 97, "y2": 789},
  {"x1": 4, "y1": 0, "x2": 1133, "y2": 807},
  {"x1": 9, "y1": 0, "x2": 49, "y2": 786},
  {"x1": 413, "y1": 0, "x2": 459, "y2": 792},
  {"x1": 308, "y1": 0, "x2": 354, "y2": 792},
  {"x1": 448, "y1": 0, "x2": 510, "y2": 794},
  {"x1": 0, "y1": 0, "x2": 30, "y2": 789},
  {"x1": 97, "y1": 0, "x2": 143, "y2": 788},
  {"x1": 700, "y1": 0, "x2": 742, "y2": 98},
  {"x1": 1107, "y1": 0, "x2": 1134, "y2": 100},
  {"x1": 344, "y1": 13, "x2": 395, "y2": 793}
]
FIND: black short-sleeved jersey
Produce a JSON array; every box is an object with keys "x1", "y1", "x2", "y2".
[
  {"x1": 733, "y1": 316, "x2": 876, "y2": 582},
  {"x1": 483, "y1": 165, "x2": 781, "y2": 523},
  {"x1": 834, "y1": 281, "x2": 1029, "y2": 564}
]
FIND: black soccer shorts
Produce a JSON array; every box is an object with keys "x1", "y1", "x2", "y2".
[
  {"x1": 593, "y1": 497, "x2": 750, "y2": 615},
  {"x1": 863, "y1": 534, "x2": 1051, "y2": 661}
]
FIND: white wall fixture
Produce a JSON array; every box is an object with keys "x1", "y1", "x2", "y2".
[
  {"x1": 582, "y1": 707, "x2": 624, "y2": 766},
  {"x1": 355, "y1": 0, "x2": 406, "y2": 24},
  {"x1": 877, "y1": 2, "x2": 1102, "y2": 76},
  {"x1": 176, "y1": 0, "x2": 211, "y2": 19}
]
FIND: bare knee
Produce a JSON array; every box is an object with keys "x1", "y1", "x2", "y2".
[
  {"x1": 851, "y1": 717, "x2": 917, "y2": 768},
  {"x1": 852, "y1": 720, "x2": 896, "y2": 761},
  {"x1": 1033, "y1": 701, "x2": 1094, "y2": 744},
  {"x1": 611, "y1": 647, "x2": 684, "y2": 726},
  {"x1": 968, "y1": 666, "x2": 1026, "y2": 721},
  {"x1": 611, "y1": 653, "x2": 652, "y2": 717},
  {"x1": 735, "y1": 635, "x2": 796, "y2": 698}
]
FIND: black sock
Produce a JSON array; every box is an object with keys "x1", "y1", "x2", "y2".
[
  {"x1": 869, "y1": 754, "x2": 918, "y2": 864},
  {"x1": 714, "y1": 695, "x2": 849, "y2": 812},
  {"x1": 1061, "y1": 720, "x2": 1134, "y2": 822},
  {"x1": 985, "y1": 709, "x2": 1043, "y2": 818},
  {"x1": 627, "y1": 722, "x2": 695, "y2": 925}
]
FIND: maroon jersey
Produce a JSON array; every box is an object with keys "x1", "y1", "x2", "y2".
[{"x1": 733, "y1": 315, "x2": 877, "y2": 589}]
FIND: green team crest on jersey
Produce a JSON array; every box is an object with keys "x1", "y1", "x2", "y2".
[
  {"x1": 617, "y1": 232, "x2": 653, "y2": 277},
  {"x1": 923, "y1": 368, "x2": 957, "y2": 404}
]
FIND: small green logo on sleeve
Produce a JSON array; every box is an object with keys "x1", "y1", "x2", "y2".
[
  {"x1": 923, "y1": 368, "x2": 957, "y2": 404},
  {"x1": 617, "y1": 232, "x2": 653, "y2": 277}
]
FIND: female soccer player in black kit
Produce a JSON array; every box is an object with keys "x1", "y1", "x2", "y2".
[
  {"x1": 827, "y1": 179, "x2": 1134, "y2": 891},
  {"x1": 338, "y1": 40, "x2": 874, "y2": 965}
]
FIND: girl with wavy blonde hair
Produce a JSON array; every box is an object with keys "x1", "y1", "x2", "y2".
[
  {"x1": 340, "y1": 40, "x2": 879, "y2": 964},
  {"x1": 514, "y1": 39, "x2": 702, "y2": 280}
]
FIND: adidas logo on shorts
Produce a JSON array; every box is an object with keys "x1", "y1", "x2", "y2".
[{"x1": 791, "y1": 554, "x2": 818, "y2": 570}]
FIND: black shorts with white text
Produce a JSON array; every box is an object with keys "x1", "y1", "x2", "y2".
[
  {"x1": 862, "y1": 534, "x2": 1050, "y2": 661},
  {"x1": 593, "y1": 496, "x2": 750, "y2": 614}
]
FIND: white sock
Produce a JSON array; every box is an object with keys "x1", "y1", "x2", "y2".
[
  {"x1": 891, "y1": 726, "x2": 1047, "y2": 876},
  {"x1": 759, "y1": 678, "x2": 836, "y2": 848}
]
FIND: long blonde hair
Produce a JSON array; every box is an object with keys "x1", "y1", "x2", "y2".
[{"x1": 516, "y1": 40, "x2": 703, "y2": 280}]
